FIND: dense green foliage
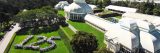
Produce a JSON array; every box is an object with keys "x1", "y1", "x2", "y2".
[
  {"x1": 0, "y1": 1, "x2": 19, "y2": 29},
  {"x1": 86, "y1": 0, "x2": 111, "y2": 8},
  {"x1": 71, "y1": 31, "x2": 98, "y2": 53},
  {"x1": 14, "y1": 6, "x2": 67, "y2": 28},
  {"x1": 0, "y1": 1, "x2": 19, "y2": 40},
  {"x1": 14, "y1": 6, "x2": 57, "y2": 22},
  {"x1": 112, "y1": 1, "x2": 160, "y2": 16},
  {"x1": 153, "y1": 4, "x2": 160, "y2": 16},
  {"x1": 0, "y1": 32, "x2": 4, "y2": 40},
  {"x1": 6, "y1": 0, "x2": 58, "y2": 10}
]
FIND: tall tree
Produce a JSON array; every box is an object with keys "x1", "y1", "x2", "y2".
[
  {"x1": 0, "y1": 1, "x2": 19, "y2": 32},
  {"x1": 153, "y1": 5, "x2": 160, "y2": 16},
  {"x1": 7, "y1": 0, "x2": 58, "y2": 10},
  {"x1": 70, "y1": 31, "x2": 98, "y2": 53},
  {"x1": 0, "y1": 1, "x2": 19, "y2": 40},
  {"x1": 14, "y1": 6, "x2": 67, "y2": 28}
]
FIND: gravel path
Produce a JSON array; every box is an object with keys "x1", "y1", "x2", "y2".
[{"x1": 0, "y1": 23, "x2": 21, "y2": 53}]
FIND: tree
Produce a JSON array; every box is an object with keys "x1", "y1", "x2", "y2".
[
  {"x1": 7, "y1": 0, "x2": 58, "y2": 10},
  {"x1": 153, "y1": 5, "x2": 160, "y2": 16},
  {"x1": 0, "y1": 1, "x2": 19, "y2": 32},
  {"x1": 102, "y1": 0, "x2": 111, "y2": 6},
  {"x1": 128, "y1": 2, "x2": 139, "y2": 8},
  {"x1": 95, "y1": 0, "x2": 111, "y2": 8},
  {"x1": 86, "y1": 0, "x2": 95, "y2": 4},
  {"x1": 136, "y1": 2, "x2": 147, "y2": 13},
  {"x1": 0, "y1": 1, "x2": 19, "y2": 40},
  {"x1": 112, "y1": 1, "x2": 128, "y2": 7},
  {"x1": 145, "y1": 8, "x2": 152, "y2": 15},
  {"x1": 144, "y1": 2, "x2": 154, "y2": 15},
  {"x1": 70, "y1": 31, "x2": 98, "y2": 53},
  {"x1": 14, "y1": 6, "x2": 58, "y2": 27},
  {"x1": 97, "y1": 0, "x2": 103, "y2": 8},
  {"x1": 14, "y1": 6, "x2": 67, "y2": 28}
]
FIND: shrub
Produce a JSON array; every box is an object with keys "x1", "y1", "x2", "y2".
[
  {"x1": 71, "y1": 31, "x2": 98, "y2": 53},
  {"x1": 0, "y1": 32, "x2": 4, "y2": 40}
]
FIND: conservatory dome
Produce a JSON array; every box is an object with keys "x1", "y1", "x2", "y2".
[
  {"x1": 66, "y1": 3, "x2": 92, "y2": 13},
  {"x1": 64, "y1": 0, "x2": 92, "y2": 21}
]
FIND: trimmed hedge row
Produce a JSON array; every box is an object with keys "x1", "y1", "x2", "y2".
[
  {"x1": 58, "y1": 27, "x2": 74, "y2": 53},
  {"x1": 0, "y1": 32, "x2": 4, "y2": 41},
  {"x1": 4, "y1": 33, "x2": 16, "y2": 53}
]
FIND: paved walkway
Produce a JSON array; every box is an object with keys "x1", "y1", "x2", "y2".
[
  {"x1": 66, "y1": 20, "x2": 77, "y2": 33},
  {"x1": 0, "y1": 23, "x2": 21, "y2": 53},
  {"x1": 68, "y1": 24, "x2": 77, "y2": 33}
]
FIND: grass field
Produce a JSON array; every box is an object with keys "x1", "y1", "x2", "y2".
[
  {"x1": 60, "y1": 27, "x2": 75, "y2": 40},
  {"x1": 68, "y1": 21, "x2": 105, "y2": 48},
  {"x1": 58, "y1": 10, "x2": 65, "y2": 16},
  {"x1": 8, "y1": 30, "x2": 70, "y2": 53},
  {"x1": 58, "y1": 10, "x2": 105, "y2": 48}
]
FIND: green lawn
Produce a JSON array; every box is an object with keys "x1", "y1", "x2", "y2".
[
  {"x1": 58, "y1": 10, "x2": 75, "y2": 40},
  {"x1": 58, "y1": 10, "x2": 65, "y2": 16},
  {"x1": 68, "y1": 21, "x2": 105, "y2": 48},
  {"x1": 115, "y1": 16, "x2": 122, "y2": 20},
  {"x1": 60, "y1": 26, "x2": 75, "y2": 40},
  {"x1": 8, "y1": 30, "x2": 70, "y2": 53},
  {"x1": 58, "y1": 10, "x2": 105, "y2": 48}
]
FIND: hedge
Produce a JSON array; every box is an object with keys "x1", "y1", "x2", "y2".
[
  {"x1": 58, "y1": 27, "x2": 73, "y2": 53},
  {"x1": 4, "y1": 33, "x2": 16, "y2": 53}
]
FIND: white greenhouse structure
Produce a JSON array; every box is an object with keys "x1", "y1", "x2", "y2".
[
  {"x1": 122, "y1": 13, "x2": 160, "y2": 28},
  {"x1": 64, "y1": 0, "x2": 92, "y2": 21},
  {"x1": 83, "y1": 14, "x2": 160, "y2": 53},
  {"x1": 54, "y1": 1, "x2": 69, "y2": 10},
  {"x1": 118, "y1": 18, "x2": 160, "y2": 53},
  {"x1": 105, "y1": 5, "x2": 137, "y2": 13}
]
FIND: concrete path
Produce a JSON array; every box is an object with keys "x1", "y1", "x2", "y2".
[
  {"x1": 66, "y1": 20, "x2": 77, "y2": 33},
  {"x1": 0, "y1": 23, "x2": 21, "y2": 53},
  {"x1": 68, "y1": 24, "x2": 77, "y2": 33}
]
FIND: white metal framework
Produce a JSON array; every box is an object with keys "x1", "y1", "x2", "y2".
[
  {"x1": 105, "y1": 5, "x2": 137, "y2": 13},
  {"x1": 64, "y1": 0, "x2": 92, "y2": 21},
  {"x1": 84, "y1": 14, "x2": 160, "y2": 53}
]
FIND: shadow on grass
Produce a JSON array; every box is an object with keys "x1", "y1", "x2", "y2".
[{"x1": 16, "y1": 25, "x2": 59, "y2": 35}]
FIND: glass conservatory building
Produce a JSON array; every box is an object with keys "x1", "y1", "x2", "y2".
[
  {"x1": 84, "y1": 14, "x2": 160, "y2": 53},
  {"x1": 64, "y1": 0, "x2": 92, "y2": 21}
]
